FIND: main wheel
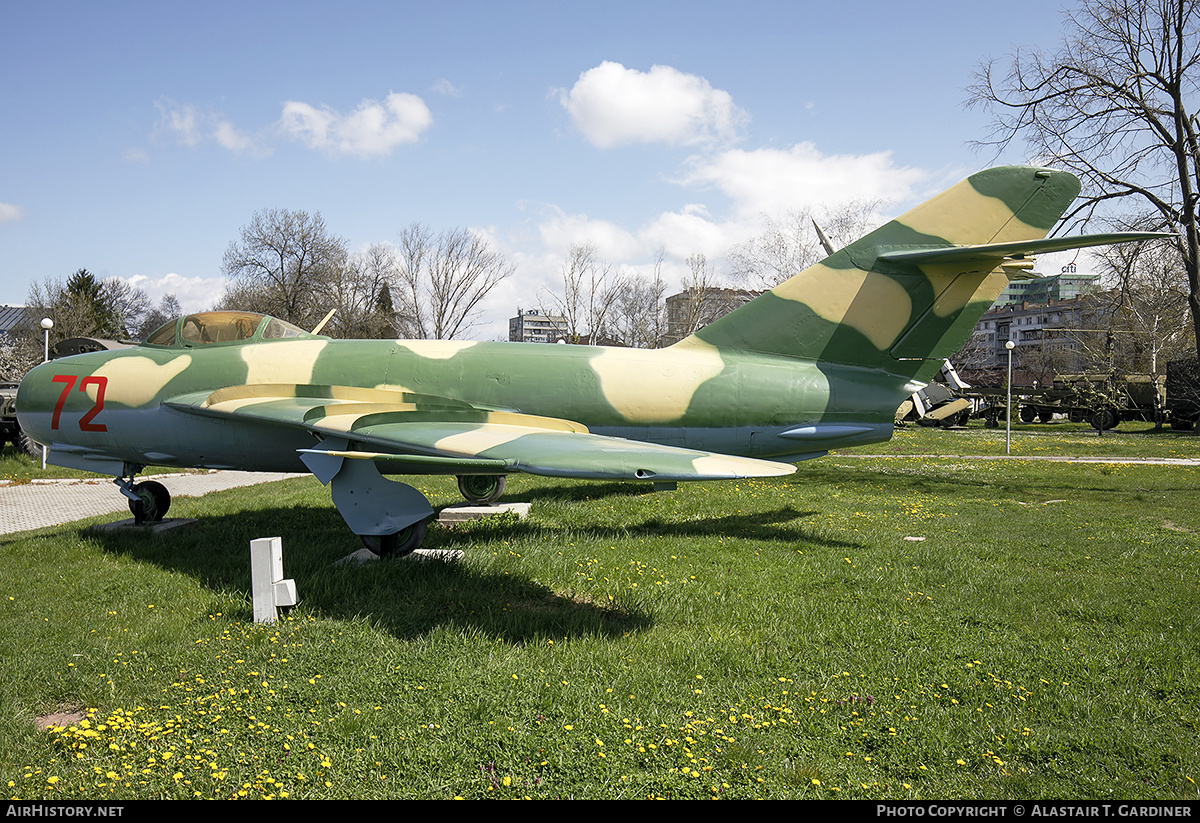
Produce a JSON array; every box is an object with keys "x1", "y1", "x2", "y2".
[
  {"x1": 128, "y1": 480, "x2": 171, "y2": 522},
  {"x1": 360, "y1": 518, "x2": 428, "y2": 558},
  {"x1": 457, "y1": 474, "x2": 506, "y2": 504},
  {"x1": 1090, "y1": 409, "x2": 1118, "y2": 431}
]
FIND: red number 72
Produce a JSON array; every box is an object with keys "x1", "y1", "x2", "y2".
[{"x1": 50, "y1": 374, "x2": 108, "y2": 432}]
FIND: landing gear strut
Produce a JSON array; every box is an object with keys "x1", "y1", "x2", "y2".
[
  {"x1": 114, "y1": 470, "x2": 171, "y2": 525},
  {"x1": 300, "y1": 442, "x2": 435, "y2": 557}
]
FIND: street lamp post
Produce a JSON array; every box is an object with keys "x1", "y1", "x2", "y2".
[
  {"x1": 39, "y1": 318, "x2": 53, "y2": 470},
  {"x1": 1005, "y1": 339, "x2": 1015, "y2": 455},
  {"x1": 40, "y1": 317, "x2": 52, "y2": 361}
]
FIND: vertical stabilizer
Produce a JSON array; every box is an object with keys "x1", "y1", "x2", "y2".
[{"x1": 678, "y1": 167, "x2": 1082, "y2": 379}]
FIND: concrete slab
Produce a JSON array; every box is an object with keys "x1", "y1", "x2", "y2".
[
  {"x1": 86, "y1": 517, "x2": 198, "y2": 536},
  {"x1": 437, "y1": 501, "x2": 530, "y2": 525}
]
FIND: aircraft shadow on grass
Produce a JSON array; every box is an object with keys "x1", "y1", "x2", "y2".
[{"x1": 75, "y1": 498, "x2": 861, "y2": 642}]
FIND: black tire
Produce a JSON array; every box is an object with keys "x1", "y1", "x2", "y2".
[
  {"x1": 360, "y1": 519, "x2": 428, "y2": 558},
  {"x1": 128, "y1": 480, "x2": 171, "y2": 522},
  {"x1": 457, "y1": 474, "x2": 506, "y2": 504},
  {"x1": 1090, "y1": 409, "x2": 1118, "y2": 431},
  {"x1": 18, "y1": 430, "x2": 42, "y2": 459}
]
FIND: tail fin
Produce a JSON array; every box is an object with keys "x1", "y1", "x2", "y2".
[{"x1": 677, "y1": 166, "x2": 1161, "y2": 381}]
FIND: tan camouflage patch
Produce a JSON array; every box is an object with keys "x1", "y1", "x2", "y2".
[
  {"x1": 241, "y1": 340, "x2": 329, "y2": 384},
  {"x1": 589, "y1": 346, "x2": 725, "y2": 423},
  {"x1": 771, "y1": 264, "x2": 913, "y2": 349},
  {"x1": 434, "y1": 423, "x2": 536, "y2": 455},
  {"x1": 923, "y1": 265, "x2": 1009, "y2": 318},
  {"x1": 91, "y1": 355, "x2": 192, "y2": 406},
  {"x1": 394, "y1": 340, "x2": 479, "y2": 360},
  {"x1": 374, "y1": 382, "x2": 417, "y2": 394},
  {"x1": 305, "y1": 410, "x2": 368, "y2": 435},
  {"x1": 690, "y1": 454, "x2": 795, "y2": 478},
  {"x1": 898, "y1": 178, "x2": 1040, "y2": 245}
]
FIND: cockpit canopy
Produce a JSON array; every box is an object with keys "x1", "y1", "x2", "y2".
[{"x1": 143, "y1": 312, "x2": 314, "y2": 347}]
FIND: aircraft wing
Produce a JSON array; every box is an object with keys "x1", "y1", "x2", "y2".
[{"x1": 167, "y1": 384, "x2": 796, "y2": 482}]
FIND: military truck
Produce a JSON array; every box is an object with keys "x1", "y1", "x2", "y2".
[
  {"x1": 1012, "y1": 372, "x2": 1165, "y2": 430},
  {"x1": 0, "y1": 382, "x2": 22, "y2": 450},
  {"x1": 1165, "y1": 357, "x2": 1200, "y2": 429}
]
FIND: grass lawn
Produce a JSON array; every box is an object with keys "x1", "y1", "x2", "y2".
[{"x1": 1, "y1": 421, "x2": 1198, "y2": 799}]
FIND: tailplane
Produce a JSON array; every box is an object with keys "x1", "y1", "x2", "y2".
[{"x1": 678, "y1": 166, "x2": 1164, "y2": 381}]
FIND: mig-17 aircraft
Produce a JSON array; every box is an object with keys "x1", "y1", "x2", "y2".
[{"x1": 16, "y1": 166, "x2": 1162, "y2": 555}]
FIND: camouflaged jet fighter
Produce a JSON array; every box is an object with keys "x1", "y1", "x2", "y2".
[{"x1": 15, "y1": 166, "x2": 1163, "y2": 555}]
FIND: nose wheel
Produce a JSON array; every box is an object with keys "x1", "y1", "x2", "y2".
[{"x1": 126, "y1": 480, "x2": 171, "y2": 523}]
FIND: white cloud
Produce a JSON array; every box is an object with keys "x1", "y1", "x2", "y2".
[
  {"x1": 430, "y1": 79, "x2": 463, "y2": 98},
  {"x1": 213, "y1": 119, "x2": 259, "y2": 155},
  {"x1": 638, "y1": 205, "x2": 742, "y2": 261},
  {"x1": 515, "y1": 143, "x2": 942, "y2": 300},
  {"x1": 535, "y1": 206, "x2": 641, "y2": 261},
  {"x1": 154, "y1": 99, "x2": 204, "y2": 146},
  {"x1": 678, "y1": 142, "x2": 929, "y2": 219},
  {"x1": 124, "y1": 272, "x2": 227, "y2": 314},
  {"x1": 153, "y1": 99, "x2": 270, "y2": 158},
  {"x1": 0, "y1": 202, "x2": 26, "y2": 223},
  {"x1": 558, "y1": 61, "x2": 747, "y2": 149},
  {"x1": 279, "y1": 92, "x2": 432, "y2": 158}
]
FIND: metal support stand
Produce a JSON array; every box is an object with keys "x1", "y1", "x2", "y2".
[{"x1": 251, "y1": 537, "x2": 298, "y2": 623}]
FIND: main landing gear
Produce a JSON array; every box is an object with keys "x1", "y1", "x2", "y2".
[
  {"x1": 456, "y1": 474, "x2": 506, "y2": 504},
  {"x1": 354, "y1": 474, "x2": 507, "y2": 556}
]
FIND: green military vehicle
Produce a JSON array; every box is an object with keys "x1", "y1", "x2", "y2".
[{"x1": 1015, "y1": 372, "x2": 1166, "y2": 431}]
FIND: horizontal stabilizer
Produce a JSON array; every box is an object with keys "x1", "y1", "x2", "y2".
[{"x1": 876, "y1": 232, "x2": 1171, "y2": 265}]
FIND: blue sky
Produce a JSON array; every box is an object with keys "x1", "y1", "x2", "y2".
[{"x1": 1, "y1": 0, "x2": 1076, "y2": 339}]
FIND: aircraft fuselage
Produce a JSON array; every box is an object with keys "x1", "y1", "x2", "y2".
[{"x1": 18, "y1": 336, "x2": 909, "y2": 475}]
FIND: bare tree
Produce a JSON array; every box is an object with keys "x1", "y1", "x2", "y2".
[
  {"x1": 727, "y1": 200, "x2": 883, "y2": 289},
  {"x1": 220, "y1": 208, "x2": 347, "y2": 328},
  {"x1": 27, "y1": 270, "x2": 151, "y2": 341},
  {"x1": 541, "y1": 242, "x2": 626, "y2": 344},
  {"x1": 0, "y1": 333, "x2": 40, "y2": 382},
  {"x1": 102, "y1": 278, "x2": 151, "y2": 338},
  {"x1": 610, "y1": 251, "x2": 668, "y2": 348},
  {"x1": 672, "y1": 253, "x2": 724, "y2": 339},
  {"x1": 392, "y1": 224, "x2": 513, "y2": 340},
  {"x1": 316, "y1": 243, "x2": 410, "y2": 339},
  {"x1": 1095, "y1": 226, "x2": 1194, "y2": 374},
  {"x1": 135, "y1": 293, "x2": 183, "y2": 340},
  {"x1": 967, "y1": 0, "x2": 1200, "y2": 359}
]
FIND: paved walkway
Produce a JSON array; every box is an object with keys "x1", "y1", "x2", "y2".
[{"x1": 0, "y1": 471, "x2": 301, "y2": 535}]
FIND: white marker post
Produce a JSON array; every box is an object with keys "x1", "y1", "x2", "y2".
[{"x1": 251, "y1": 537, "x2": 298, "y2": 623}]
